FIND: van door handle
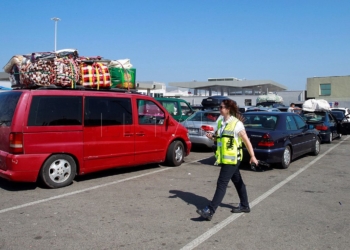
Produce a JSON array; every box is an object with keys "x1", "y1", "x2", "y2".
[
  {"x1": 124, "y1": 133, "x2": 134, "y2": 137},
  {"x1": 136, "y1": 132, "x2": 145, "y2": 136}
]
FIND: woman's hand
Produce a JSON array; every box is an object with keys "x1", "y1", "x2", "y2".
[{"x1": 206, "y1": 132, "x2": 215, "y2": 140}]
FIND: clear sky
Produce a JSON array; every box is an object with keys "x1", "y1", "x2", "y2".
[{"x1": 1, "y1": 0, "x2": 349, "y2": 90}]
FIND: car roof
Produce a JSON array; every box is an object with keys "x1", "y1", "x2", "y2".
[{"x1": 242, "y1": 111, "x2": 288, "y2": 116}]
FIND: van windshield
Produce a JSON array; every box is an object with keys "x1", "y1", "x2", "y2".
[{"x1": 0, "y1": 91, "x2": 22, "y2": 126}]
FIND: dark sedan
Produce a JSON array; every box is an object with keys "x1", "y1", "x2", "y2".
[
  {"x1": 242, "y1": 112, "x2": 320, "y2": 169},
  {"x1": 299, "y1": 110, "x2": 341, "y2": 142}
]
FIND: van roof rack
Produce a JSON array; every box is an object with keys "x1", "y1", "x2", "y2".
[{"x1": 16, "y1": 85, "x2": 139, "y2": 94}]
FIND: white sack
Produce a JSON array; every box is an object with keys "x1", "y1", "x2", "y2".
[
  {"x1": 108, "y1": 59, "x2": 132, "y2": 69},
  {"x1": 302, "y1": 99, "x2": 330, "y2": 111}
]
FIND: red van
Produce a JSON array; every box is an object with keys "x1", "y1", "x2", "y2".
[{"x1": 0, "y1": 88, "x2": 191, "y2": 188}]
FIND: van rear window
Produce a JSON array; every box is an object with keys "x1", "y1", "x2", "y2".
[
  {"x1": 28, "y1": 96, "x2": 83, "y2": 126},
  {"x1": 0, "y1": 91, "x2": 22, "y2": 126}
]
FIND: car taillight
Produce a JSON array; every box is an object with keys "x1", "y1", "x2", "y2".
[
  {"x1": 258, "y1": 133, "x2": 275, "y2": 147},
  {"x1": 201, "y1": 125, "x2": 214, "y2": 131},
  {"x1": 9, "y1": 132, "x2": 23, "y2": 154},
  {"x1": 315, "y1": 125, "x2": 328, "y2": 131}
]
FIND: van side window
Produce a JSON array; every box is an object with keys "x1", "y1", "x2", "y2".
[
  {"x1": 137, "y1": 99, "x2": 165, "y2": 125},
  {"x1": 84, "y1": 97, "x2": 132, "y2": 126},
  {"x1": 0, "y1": 91, "x2": 22, "y2": 126},
  {"x1": 28, "y1": 96, "x2": 82, "y2": 126},
  {"x1": 161, "y1": 101, "x2": 179, "y2": 116},
  {"x1": 180, "y1": 101, "x2": 192, "y2": 115}
]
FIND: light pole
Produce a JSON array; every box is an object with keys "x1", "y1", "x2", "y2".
[{"x1": 51, "y1": 17, "x2": 61, "y2": 52}]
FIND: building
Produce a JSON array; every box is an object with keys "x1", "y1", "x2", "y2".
[
  {"x1": 307, "y1": 75, "x2": 350, "y2": 108},
  {"x1": 168, "y1": 77, "x2": 305, "y2": 107}
]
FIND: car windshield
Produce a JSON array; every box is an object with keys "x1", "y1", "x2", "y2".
[
  {"x1": 331, "y1": 111, "x2": 345, "y2": 120},
  {"x1": 300, "y1": 112, "x2": 326, "y2": 122},
  {"x1": 187, "y1": 112, "x2": 220, "y2": 122},
  {"x1": 331, "y1": 109, "x2": 345, "y2": 114},
  {"x1": 242, "y1": 114, "x2": 278, "y2": 130}
]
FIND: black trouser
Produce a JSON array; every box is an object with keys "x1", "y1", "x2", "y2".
[{"x1": 208, "y1": 161, "x2": 249, "y2": 213}]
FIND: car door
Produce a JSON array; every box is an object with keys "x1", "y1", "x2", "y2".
[
  {"x1": 83, "y1": 96, "x2": 134, "y2": 170},
  {"x1": 134, "y1": 98, "x2": 167, "y2": 164},
  {"x1": 327, "y1": 112, "x2": 339, "y2": 138},
  {"x1": 293, "y1": 115, "x2": 314, "y2": 154},
  {"x1": 285, "y1": 115, "x2": 303, "y2": 157}
]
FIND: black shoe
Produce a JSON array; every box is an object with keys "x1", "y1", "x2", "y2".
[
  {"x1": 231, "y1": 203, "x2": 250, "y2": 213},
  {"x1": 196, "y1": 206, "x2": 213, "y2": 221}
]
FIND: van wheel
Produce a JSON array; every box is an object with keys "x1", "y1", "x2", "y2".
[
  {"x1": 280, "y1": 146, "x2": 291, "y2": 169},
  {"x1": 40, "y1": 154, "x2": 76, "y2": 188},
  {"x1": 166, "y1": 141, "x2": 184, "y2": 166},
  {"x1": 311, "y1": 138, "x2": 321, "y2": 156}
]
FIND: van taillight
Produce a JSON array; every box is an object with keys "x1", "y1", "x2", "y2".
[
  {"x1": 315, "y1": 125, "x2": 328, "y2": 131},
  {"x1": 9, "y1": 132, "x2": 23, "y2": 154},
  {"x1": 201, "y1": 125, "x2": 214, "y2": 131},
  {"x1": 258, "y1": 133, "x2": 275, "y2": 147}
]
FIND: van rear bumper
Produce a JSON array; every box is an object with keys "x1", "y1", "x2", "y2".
[{"x1": 0, "y1": 152, "x2": 49, "y2": 182}]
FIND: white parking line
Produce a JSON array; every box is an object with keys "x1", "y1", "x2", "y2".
[
  {"x1": 180, "y1": 137, "x2": 348, "y2": 250},
  {"x1": 0, "y1": 157, "x2": 209, "y2": 214}
]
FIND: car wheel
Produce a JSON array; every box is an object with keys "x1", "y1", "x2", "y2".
[
  {"x1": 311, "y1": 138, "x2": 321, "y2": 156},
  {"x1": 281, "y1": 146, "x2": 291, "y2": 169},
  {"x1": 40, "y1": 154, "x2": 76, "y2": 188},
  {"x1": 328, "y1": 132, "x2": 333, "y2": 143},
  {"x1": 166, "y1": 141, "x2": 184, "y2": 166}
]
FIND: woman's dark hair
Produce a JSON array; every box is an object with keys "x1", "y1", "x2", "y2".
[{"x1": 221, "y1": 99, "x2": 244, "y2": 122}]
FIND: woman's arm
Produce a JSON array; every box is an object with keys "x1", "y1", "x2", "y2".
[{"x1": 239, "y1": 129, "x2": 259, "y2": 165}]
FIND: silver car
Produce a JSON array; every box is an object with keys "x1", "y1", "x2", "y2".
[{"x1": 181, "y1": 111, "x2": 221, "y2": 148}]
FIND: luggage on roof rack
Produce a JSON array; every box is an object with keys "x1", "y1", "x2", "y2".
[
  {"x1": 302, "y1": 99, "x2": 330, "y2": 112},
  {"x1": 3, "y1": 49, "x2": 137, "y2": 91}
]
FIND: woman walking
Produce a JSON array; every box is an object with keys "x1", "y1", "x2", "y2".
[{"x1": 196, "y1": 99, "x2": 258, "y2": 221}]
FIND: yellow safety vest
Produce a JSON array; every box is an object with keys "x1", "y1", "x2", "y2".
[{"x1": 215, "y1": 117, "x2": 243, "y2": 165}]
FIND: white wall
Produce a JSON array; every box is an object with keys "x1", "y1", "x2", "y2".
[{"x1": 0, "y1": 81, "x2": 11, "y2": 88}]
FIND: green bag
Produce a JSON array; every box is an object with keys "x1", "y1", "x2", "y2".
[{"x1": 109, "y1": 67, "x2": 136, "y2": 89}]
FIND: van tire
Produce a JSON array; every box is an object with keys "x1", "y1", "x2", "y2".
[
  {"x1": 40, "y1": 154, "x2": 76, "y2": 188},
  {"x1": 166, "y1": 141, "x2": 184, "y2": 166}
]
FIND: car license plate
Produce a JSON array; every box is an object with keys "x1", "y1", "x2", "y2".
[
  {"x1": 188, "y1": 128, "x2": 199, "y2": 134},
  {"x1": 207, "y1": 99, "x2": 212, "y2": 101}
]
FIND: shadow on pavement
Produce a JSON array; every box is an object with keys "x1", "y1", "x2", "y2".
[{"x1": 169, "y1": 189, "x2": 233, "y2": 221}]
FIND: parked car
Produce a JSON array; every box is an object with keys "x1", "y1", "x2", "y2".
[
  {"x1": 155, "y1": 97, "x2": 194, "y2": 122},
  {"x1": 201, "y1": 96, "x2": 234, "y2": 110},
  {"x1": 0, "y1": 88, "x2": 191, "y2": 188},
  {"x1": 191, "y1": 104, "x2": 204, "y2": 112},
  {"x1": 299, "y1": 110, "x2": 341, "y2": 142},
  {"x1": 238, "y1": 106, "x2": 254, "y2": 113},
  {"x1": 181, "y1": 110, "x2": 221, "y2": 148},
  {"x1": 242, "y1": 111, "x2": 320, "y2": 169},
  {"x1": 331, "y1": 107, "x2": 350, "y2": 122},
  {"x1": 330, "y1": 110, "x2": 350, "y2": 135}
]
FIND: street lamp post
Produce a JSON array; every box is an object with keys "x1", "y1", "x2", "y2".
[{"x1": 51, "y1": 17, "x2": 61, "y2": 52}]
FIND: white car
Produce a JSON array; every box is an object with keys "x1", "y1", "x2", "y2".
[{"x1": 331, "y1": 107, "x2": 350, "y2": 122}]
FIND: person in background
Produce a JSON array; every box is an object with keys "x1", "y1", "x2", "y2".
[
  {"x1": 196, "y1": 99, "x2": 258, "y2": 221},
  {"x1": 287, "y1": 103, "x2": 301, "y2": 113}
]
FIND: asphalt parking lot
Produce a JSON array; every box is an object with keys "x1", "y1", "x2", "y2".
[{"x1": 0, "y1": 137, "x2": 349, "y2": 250}]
